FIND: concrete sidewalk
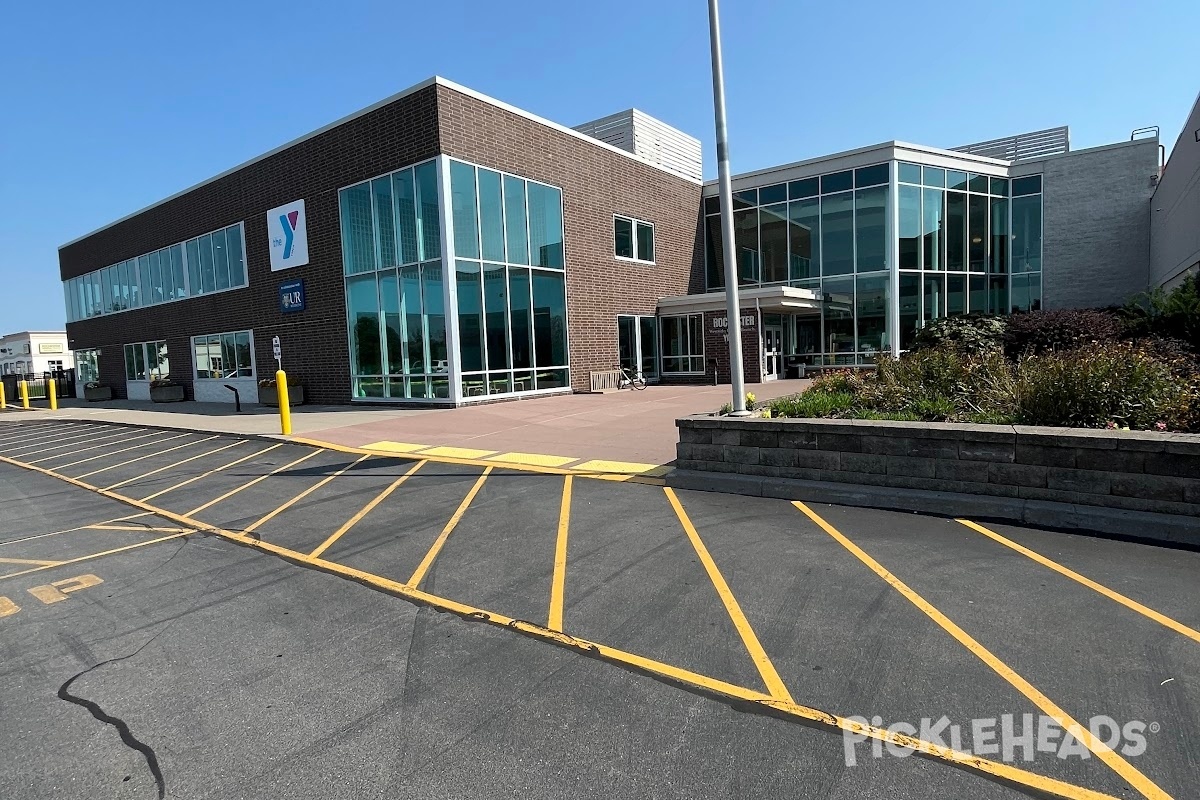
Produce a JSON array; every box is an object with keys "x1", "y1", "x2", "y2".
[{"x1": 4, "y1": 381, "x2": 808, "y2": 469}]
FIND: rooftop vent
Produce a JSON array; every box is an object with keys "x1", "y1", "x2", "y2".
[
  {"x1": 952, "y1": 126, "x2": 1070, "y2": 161},
  {"x1": 573, "y1": 109, "x2": 702, "y2": 181}
]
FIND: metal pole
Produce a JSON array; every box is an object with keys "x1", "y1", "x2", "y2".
[{"x1": 708, "y1": 0, "x2": 749, "y2": 415}]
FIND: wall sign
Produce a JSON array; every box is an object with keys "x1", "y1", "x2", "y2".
[
  {"x1": 279, "y1": 279, "x2": 306, "y2": 313},
  {"x1": 267, "y1": 199, "x2": 310, "y2": 271},
  {"x1": 38, "y1": 342, "x2": 65, "y2": 354},
  {"x1": 712, "y1": 315, "x2": 756, "y2": 329}
]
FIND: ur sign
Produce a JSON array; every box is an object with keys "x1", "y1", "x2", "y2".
[{"x1": 268, "y1": 199, "x2": 309, "y2": 271}]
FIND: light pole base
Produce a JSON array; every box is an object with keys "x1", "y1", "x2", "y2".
[{"x1": 727, "y1": 410, "x2": 754, "y2": 417}]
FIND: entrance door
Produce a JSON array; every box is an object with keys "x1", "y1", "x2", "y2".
[
  {"x1": 617, "y1": 315, "x2": 659, "y2": 381},
  {"x1": 763, "y1": 325, "x2": 783, "y2": 379}
]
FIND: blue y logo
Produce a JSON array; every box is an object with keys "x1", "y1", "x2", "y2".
[{"x1": 280, "y1": 209, "x2": 299, "y2": 260}]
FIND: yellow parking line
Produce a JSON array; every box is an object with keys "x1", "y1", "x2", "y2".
[
  {"x1": 548, "y1": 475, "x2": 572, "y2": 631},
  {"x1": 3, "y1": 426, "x2": 112, "y2": 454},
  {"x1": 0, "y1": 449, "x2": 1142, "y2": 800},
  {"x1": 793, "y1": 501, "x2": 1171, "y2": 800},
  {"x1": 666, "y1": 488, "x2": 794, "y2": 703},
  {"x1": 26, "y1": 429, "x2": 153, "y2": 463},
  {"x1": 490, "y1": 452, "x2": 578, "y2": 468},
  {"x1": 0, "y1": 532, "x2": 192, "y2": 581},
  {"x1": 0, "y1": 513, "x2": 153, "y2": 547},
  {"x1": 102, "y1": 439, "x2": 244, "y2": 491},
  {"x1": 309, "y1": 460, "x2": 427, "y2": 558},
  {"x1": 139, "y1": 443, "x2": 284, "y2": 502},
  {"x1": 957, "y1": 518, "x2": 1200, "y2": 645},
  {"x1": 574, "y1": 459, "x2": 662, "y2": 475},
  {"x1": 362, "y1": 441, "x2": 429, "y2": 454},
  {"x1": 182, "y1": 448, "x2": 324, "y2": 517},
  {"x1": 407, "y1": 467, "x2": 491, "y2": 587},
  {"x1": 55, "y1": 432, "x2": 191, "y2": 470},
  {"x1": 9, "y1": 427, "x2": 129, "y2": 457},
  {"x1": 87, "y1": 525, "x2": 190, "y2": 533},
  {"x1": 75, "y1": 435, "x2": 220, "y2": 480},
  {"x1": 419, "y1": 445, "x2": 496, "y2": 460},
  {"x1": 0, "y1": 556, "x2": 64, "y2": 566},
  {"x1": 240, "y1": 454, "x2": 370, "y2": 537}
]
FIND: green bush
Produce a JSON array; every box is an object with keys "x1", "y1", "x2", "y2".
[
  {"x1": 1015, "y1": 342, "x2": 1192, "y2": 429},
  {"x1": 1120, "y1": 273, "x2": 1200, "y2": 353},
  {"x1": 769, "y1": 340, "x2": 1197, "y2": 431},
  {"x1": 1003, "y1": 308, "x2": 1122, "y2": 358},
  {"x1": 770, "y1": 391, "x2": 857, "y2": 419},
  {"x1": 911, "y1": 314, "x2": 1007, "y2": 354}
]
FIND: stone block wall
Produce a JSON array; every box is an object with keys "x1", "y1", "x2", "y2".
[{"x1": 676, "y1": 416, "x2": 1200, "y2": 518}]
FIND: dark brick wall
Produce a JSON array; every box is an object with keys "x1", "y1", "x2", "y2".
[
  {"x1": 60, "y1": 81, "x2": 707, "y2": 403},
  {"x1": 434, "y1": 85, "x2": 704, "y2": 393},
  {"x1": 60, "y1": 85, "x2": 441, "y2": 404}
]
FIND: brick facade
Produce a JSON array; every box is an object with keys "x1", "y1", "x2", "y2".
[
  {"x1": 61, "y1": 85, "x2": 442, "y2": 405},
  {"x1": 433, "y1": 85, "x2": 702, "y2": 393},
  {"x1": 59, "y1": 80, "x2": 704, "y2": 404}
]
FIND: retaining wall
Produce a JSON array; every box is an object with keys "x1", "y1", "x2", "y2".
[{"x1": 673, "y1": 416, "x2": 1200, "y2": 540}]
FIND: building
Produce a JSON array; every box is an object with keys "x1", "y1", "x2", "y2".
[
  {"x1": 1150, "y1": 90, "x2": 1200, "y2": 291},
  {"x1": 0, "y1": 331, "x2": 74, "y2": 377},
  {"x1": 58, "y1": 76, "x2": 1170, "y2": 404}
]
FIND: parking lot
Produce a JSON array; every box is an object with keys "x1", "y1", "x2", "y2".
[{"x1": 1, "y1": 414, "x2": 1197, "y2": 799}]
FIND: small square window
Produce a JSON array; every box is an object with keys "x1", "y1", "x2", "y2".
[
  {"x1": 854, "y1": 164, "x2": 889, "y2": 187},
  {"x1": 704, "y1": 196, "x2": 721, "y2": 215},
  {"x1": 614, "y1": 217, "x2": 634, "y2": 258},
  {"x1": 758, "y1": 183, "x2": 787, "y2": 204},
  {"x1": 820, "y1": 170, "x2": 853, "y2": 194},
  {"x1": 990, "y1": 177, "x2": 1009, "y2": 197},
  {"x1": 947, "y1": 170, "x2": 968, "y2": 191},
  {"x1": 636, "y1": 222, "x2": 654, "y2": 263},
  {"x1": 922, "y1": 167, "x2": 946, "y2": 188},
  {"x1": 1012, "y1": 175, "x2": 1042, "y2": 196},
  {"x1": 898, "y1": 163, "x2": 922, "y2": 184},
  {"x1": 788, "y1": 177, "x2": 819, "y2": 199},
  {"x1": 968, "y1": 173, "x2": 989, "y2": 193},
  {"x1": 733, "y1": 188, "x2": 758, "y2": 208}
]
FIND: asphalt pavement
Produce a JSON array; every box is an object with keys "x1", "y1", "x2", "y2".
[{"x1": 0, "y1": 414, "x2": 1196, "y2": 800}]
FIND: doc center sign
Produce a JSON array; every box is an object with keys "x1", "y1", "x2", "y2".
[{"x1": 267, "y1": 199, "x2": 309, "y2": 271}]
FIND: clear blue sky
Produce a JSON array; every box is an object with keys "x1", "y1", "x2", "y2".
[{"x1": 2, "y1": 0, "x2": 1197, "y2": 333}]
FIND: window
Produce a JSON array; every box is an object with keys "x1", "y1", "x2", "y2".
[
  {"x1": 60, "y1": 225, "x2": 245, "y2": 322},
  {"x1": 124, "y1": 341, "x2": 169, "y2": 382},
  {"x1": 75, "y1": 349, "x2": 100, "y2": 384},
  {"x1": 614, "y1": 215, "x2": 654, "y2": 263},
  {"x1": 194, "y1": 331, "x2": 254, "y2": 379},
  {"x1": 660, "y1": 314, "x2": 704, "y2": 374}
]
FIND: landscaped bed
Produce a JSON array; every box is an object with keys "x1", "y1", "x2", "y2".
[{"x1": 767, "y1": 278, "x2": 1200, "y2": 433}]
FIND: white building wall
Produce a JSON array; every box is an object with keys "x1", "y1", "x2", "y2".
[
  {"x1": 0, "y1": 331, "x2": 73, "y2": 376},
  {"x1": 1150, "y1": 91, "x2": 1200, "y2": 289}
]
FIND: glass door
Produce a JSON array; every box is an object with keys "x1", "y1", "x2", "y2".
[
  {"x1": 617, "y1": 315, "x2": 659, "y2": 382},
  {"x1": 764, "y1": 325, "x2": 783, "y2": 379}
]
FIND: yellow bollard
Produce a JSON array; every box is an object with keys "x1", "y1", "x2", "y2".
[
  {"x1": 19, "y1": 380, "x2": 29, "y2": 410},
  {"x1": 276, "y1": 370, "x2": 292, "y2": 435},
  {"x1": 0, "y1": 381, "x2": 6, "y2": 409},
  {"x1": 48, "y1": 379, "x2": 57, "y2": 411}
]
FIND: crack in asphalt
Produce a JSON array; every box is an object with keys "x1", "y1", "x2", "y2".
[{"x1": 57, "y1": 633, "x2": 168, "y2": 799}]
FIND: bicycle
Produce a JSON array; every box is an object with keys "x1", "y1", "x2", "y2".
[{"x1": 616, "y1": 364, "x2": 648, "y2": 391}]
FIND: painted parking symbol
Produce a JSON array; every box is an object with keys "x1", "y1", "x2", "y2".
[
  {"x1": 0, "y1": 596, "x2": 19, "y2": 618},
  {"x1": 27, "y1": 573, "x2": 103, "y2": 605}
]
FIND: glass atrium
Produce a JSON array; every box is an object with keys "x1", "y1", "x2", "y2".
[
  {"x1": 340, "y1": 156, "x2": 569, "y2": 402},
  {"x1": 703, "y1": 159, "x2": 1043, "y2": 366}
]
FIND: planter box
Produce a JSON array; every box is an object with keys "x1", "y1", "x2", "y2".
[
  {"x1": 150, "y1": 385, "x2": 186, "y2": 403},
  {"x1": 84, "y1": 386, "x2": 112, "y2": 402},
  {"x1": 258, "y1": 385, "x2": 305, "y2": 407}
]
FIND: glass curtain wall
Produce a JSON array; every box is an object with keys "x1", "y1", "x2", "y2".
[
  {"x1": 450, "y1": 159, "x2": 568, "y2": 397},
  {"x1": 897, "y1": 164, "x2": 1040, "y2": 349},
  {"x1": 340, "y1": 160, "x2": 448, "y2": 399},
  {"x1": 704, "y1": 164, "x2": 891, "y2": 365}
]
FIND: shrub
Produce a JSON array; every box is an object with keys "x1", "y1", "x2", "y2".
[
  {"x1": 1014, "y1": 342, "x2": 1192, "y2": 429},
  {"x1": 770, "y1": 391, "x2": 857, "y2": 419},
  {"x1": 1120, "y1": 273, "x2": 1200, "y2": 353},
  {"x1": 911, "y1": 314, "x2": 1007, "y2": 354},
  {"x1": 1003, "y1": 309, "x2": 1122, "y2": 358}
]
